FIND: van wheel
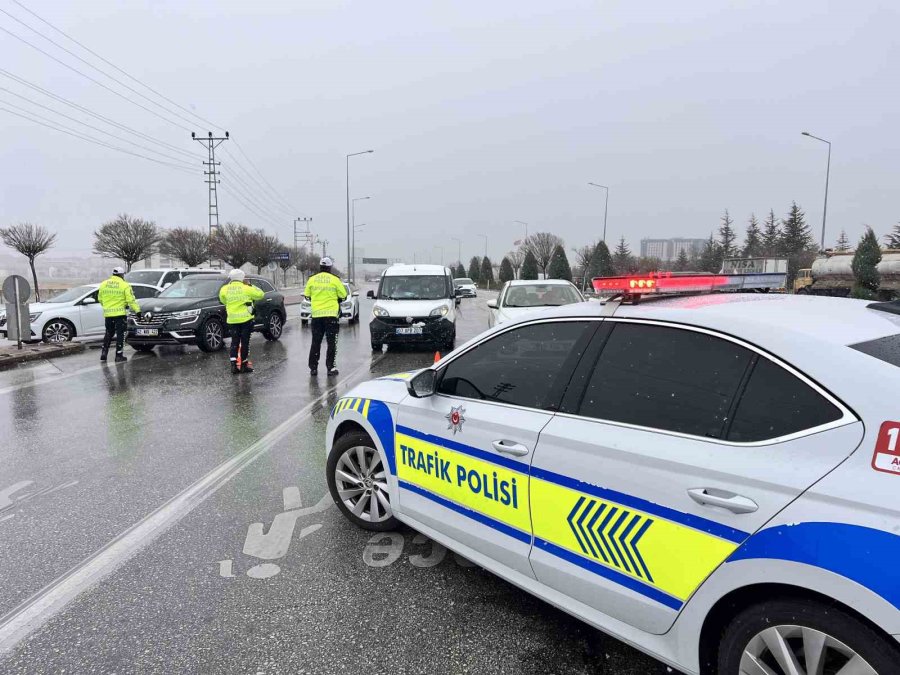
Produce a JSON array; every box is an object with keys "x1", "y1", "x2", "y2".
[{"x1": 718, "y1": 598, "x2": 899, "y2": 675}]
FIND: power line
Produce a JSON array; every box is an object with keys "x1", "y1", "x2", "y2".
[
  {"x1": 0, "y1": 23, "x2": 193, "y2": 131},
  {"x1": 219, "y1": 149, "x2": 296, "y2": 222},
  {"x1": 219, "y1": 146, "x2": 295, "y2": 219},
  {"x1": 0, "y1": 68, "x2": 200, "y2": 160},
  {"x1": 220, "y1": 170, "x2": 291, "y2": 226},
  {"x1": 219, "y1": 173, "x2": 286, "y2": 230},
  {"x1": 0, "y1": 6, "x2": 208, "y2": 132},
  {"x1": 218, "y1": 181, "x2": 286, "y2": 232},
  {"x1": 232, "y1": 137, "x2": 302, "y2": 214},
  {"x1": 0, "y1": 105, "x2": 199, "y2": 173},
  {"x1": 8, "y1": 0, "x2": 224, "y2": 132},
  {"x1": 0, "y1": 89, "x2": 201, "y2": 166}
]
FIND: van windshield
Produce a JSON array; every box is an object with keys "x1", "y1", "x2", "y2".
[{"x1": 380, "y1": 275, "x2": 448, "y2": 300}]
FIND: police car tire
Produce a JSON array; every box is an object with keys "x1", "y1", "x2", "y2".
[
  {"x1": 718, "y1": 597, "x2": 900, "y2": 675},
  {"x1": 301, "y1": 319, "x2": 308, "y2": 326},
  {"x1": 327, "y1": 431, "x2": 398, "y2": 532}
]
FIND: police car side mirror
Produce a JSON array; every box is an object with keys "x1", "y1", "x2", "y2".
[
  {"x1": 407, "y1": 369, "x2": 436, "y2": 398},
  {"x1": 366, "y1": 290, "x2": 375, "y2": 299}
]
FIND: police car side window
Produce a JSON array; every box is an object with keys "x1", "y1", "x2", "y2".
[
  {"x1": 578, "y1": 323, "x2": 753, "y2": 438},
  {"x1": 437, "y1": 321, "x2": 590, "y2": 410},
  {"x1": 726, "y1": 357, "x2": 841, "y2": 442}
]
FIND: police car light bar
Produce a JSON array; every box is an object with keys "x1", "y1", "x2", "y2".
[{"x1": 592, "y1": 273, "x2": 730, "y2": 295}]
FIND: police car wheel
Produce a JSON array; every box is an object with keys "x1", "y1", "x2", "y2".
[
  {"x1": 327, "y1": 432, "x2": 397, "y2": 531},
  {"x1": 718, "y1": 598, "x2": 899, "y2": 675}
]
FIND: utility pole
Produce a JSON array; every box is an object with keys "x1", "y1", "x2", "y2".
[
  {"x1": 294, "y1": 217, "x2": 313, "y2": 251},
  {"x1": 192, "y1": 131, "x2": 229, "y2": 265},
  {"x1": 315, "y1": 237, "x2": 329, "y2": 258}
]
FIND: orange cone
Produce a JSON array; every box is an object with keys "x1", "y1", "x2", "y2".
[{"x1": 434, "y1": 351, "x2": 441, "y2": 363}]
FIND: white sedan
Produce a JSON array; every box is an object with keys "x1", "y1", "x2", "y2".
[
  {"x1": 300, "y1": 281, "x2": 360, "y2": 325},
  {"x1": 0, "y1": 283, "x2": 159, "y2": 342},
  {"x1": 487, "y1": 279, "x2": 585, "y2": 327},
  {"x1": 326, "y1": 289, "x2": 900, "y2": 675}
]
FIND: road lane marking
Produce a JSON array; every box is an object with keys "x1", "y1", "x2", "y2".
[{"x1": 0, "y1": 355, "x2": 382, "y2": 656}]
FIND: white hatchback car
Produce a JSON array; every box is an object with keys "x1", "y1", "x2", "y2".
[
  {"x1": 488, "y1": 279, "x2": 585, "y2": 327},
  {"x1": 0, "y1": 283, "x2": 159, "y2": 342},
  {"x1": 300, "y1": 281, "x2": 360, "y2": 325},
  {"x1": 326, "y1": 292, "x2": 900, "y2": 674}
]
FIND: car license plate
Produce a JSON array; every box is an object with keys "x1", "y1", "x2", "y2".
[
  {"x1": 136, "y1": 328, "x2": 158, "y2": 336},
  {"x1": 396, "y1": 326, "x2": 422, "y2": 335}
]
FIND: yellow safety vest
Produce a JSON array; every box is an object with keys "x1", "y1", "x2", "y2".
[
  {"x1": 97, "y1": 276, "x2": 140, "y2": 317},
  {"x1": 304, "y1": 272, "x2": 347, "y2": 318},
  {"x1": 218, "y1": 281, "x2": 265, "y2": 324}
]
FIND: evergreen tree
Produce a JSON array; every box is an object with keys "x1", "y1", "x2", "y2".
[
  {"x1": 455, "y1": 263, "x2": 467, "y2": 278},
  {"x1": 743, "y1": 213, "x2": 763, "y2": 257},
  {"x1": 885, "y1": 223, "x2": 900, "y2": 249},
  {"x1": 835, "y1": 230, "x2": 852, "y2": 252},
  {"x1": 761, "y1": 209, "x2": 781, "y2": 256},
  {"x1": 673, "y1": 248, "x2": 690, "y2": 271},
  {"x1": 718, "y1": 209, "x2": 737, "y2": 258},
  {"x1": 480, "y1": 256, "x2": 495, "y2": 288},
  {"x1": 587, "y1": 240, "x2": 615, "y2": 278},
  {"x1": 520, "y1": 250, "x2": 539, "y2": 280},
  {"x1": 698, "y1": 234, "x2": 722, "y2": 273},
  {"x1": 851, "y1": 227, "x2": 882, "y2": 299},
  {"x1": 612, "y1": 236, "x2": 635, "y2": 274},
  {"x1": 498, "y1": 257, "x2": 515, "y2": 284},
  {"x1": 637, "y1": 257, "x2": 661, "y2": 273},
  {"x1": 547, "y1": 244, "x2": 573, "y2": 281},
  {"x1": 467, "y1": 256, "x2": 481, "y2": 283},
  {"x1": 779, "y1": 202, "x2": 815, "y2": 285}
]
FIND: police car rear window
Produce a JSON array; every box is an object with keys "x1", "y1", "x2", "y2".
[{"x1": 850, "y1": 334, "x2": 900, "y2": 368}]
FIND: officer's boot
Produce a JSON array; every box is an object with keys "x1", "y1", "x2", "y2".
[
  {"x1": 100, "y1": 347, "x2": 109, "y2": 362},
  {"x1": 241, "y1": 359, "x2": 254, "y2": 374},
  {"x1": 230, "y1": 360, "x2": 240, "y2": 375},
  {"x1": 115, "y1": 352, "x2": 127, "y2": 363}
]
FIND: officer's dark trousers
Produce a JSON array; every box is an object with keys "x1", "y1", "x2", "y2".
[
  {"x1": 102, "y1": 316, "x2": 126, "y2": 354},
  {"x1": 309, "y1": 317, "x2": 339, "y2": 371},
  {"x1": 230, "y1": 319, "x2": 253, "y2": 363}
]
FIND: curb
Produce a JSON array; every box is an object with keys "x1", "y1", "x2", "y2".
[{"x1": 0, "y1": 342, "x2": 85, "y2": 369}]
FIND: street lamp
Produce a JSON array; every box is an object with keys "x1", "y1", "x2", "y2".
[
  {"x1": 588, "y1": 183, "x2": 609, "y2": 244},
  {"x1": 801, "y1": 132, "x2": 831, "y2": 251},
  {"x1": 351, "y1": 195, "x2": 371, "y2": 281},
  {"x1": 451, "y1": 237, "x2": 462, "y2": 268},
  {"x1": 346, "y1": 150, "x2": 374, "y2": 280},
  {"x1": 353, "y1": 223, "x2": 365, "y2": 279},
  {"x1": 514, "y1": 220, "x2": 529, "y2": 240}
]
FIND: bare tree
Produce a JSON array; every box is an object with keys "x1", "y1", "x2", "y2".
[
  {"x1": 278, "y1": 247, "x2": 303, "y2": 286},
  {"x1": 93, "y1": 214, "x2": 161, "y2": 272},
  {"x1": 210, "y1": 222, "x2": 255, "y2": 270},
  {"x1": 293, "y1": 247, "x2": 312, "y2": 282},
  {"x1": 572, "y1": 244, "x2": 594, "y2": 277},
  {"x1": 160, "y1": 227, "x2": 210, "y2": 267},
  {"x1": 522, "y1": 232, "x2": 563, "y2": 276},
  {"x1": 0, "y1": 222, "x2": 56, "y2": 301},
  {"x1": 506, "y1": 248, "x2": 524, "y2": 279},
  {"x1": 248, "y1": 230, "x2": 282, "y2": 274}
]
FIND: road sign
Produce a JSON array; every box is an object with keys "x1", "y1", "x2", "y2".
[
  {"x1": 273, "y1": 251, "x2": 291, "y2": 261},
  {"x1": 362, "y1": 257, "x2": 388, "y2": 265},
  {"x1": 2, "y1": 274, "x2": 30, "y2": 304},
  {"x1": 267, "y1": 262, "x2": 278, "y2": 272}
]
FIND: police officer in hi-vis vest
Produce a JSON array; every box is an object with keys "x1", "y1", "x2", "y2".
[
  {"x1": 219, "y1": 269, "x2": 264, "y2": 374},
  {"x1": 304, "y1": 257, "x2": 347, "y2": 377},
  {"x1": 97, "y1": 266, "x2": 140, "y2": 362}
]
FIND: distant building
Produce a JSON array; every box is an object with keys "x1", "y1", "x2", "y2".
[{"x1": 640, "y1": 238, "x2": 706, "y2": 261}]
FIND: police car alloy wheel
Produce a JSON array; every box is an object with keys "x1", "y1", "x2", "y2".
[
  {"x1": 42, "y1": 319, "x2": 74, "y2": 342},
  {"x1": 718, "y1": 598, "x2": 897, "y2": 675},
  {"x1": 326, "y1": 431, "x2": 397, "y2": 531}
]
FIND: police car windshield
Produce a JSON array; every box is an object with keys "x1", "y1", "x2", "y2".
[
  {"x1": 123, "y1": 270, "x2": 161, "y2": 285},
  {"x1": 503, "y1": 284, "x2": 582, "y2": 308},
  {"x1": 159, "y1": 277, "x2": 225, "y2": 299},
  {"x1": 380, "y1": 275, "x2": 448, "y2": 300},
  {"x1": 45, "y1": 285, "x2": 94, "y2": 303}
]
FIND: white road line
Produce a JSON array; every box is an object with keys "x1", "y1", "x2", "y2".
[{"x1": 0, "y1": 355, "x2": 381, "y2": 655}]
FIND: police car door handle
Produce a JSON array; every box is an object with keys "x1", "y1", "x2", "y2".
[
  {"x1": 491, "y1": 440, "x2": 529, "y2": 457},
  {"x1": 687, "y1": 488, "x2": 758, "y2": 514}
]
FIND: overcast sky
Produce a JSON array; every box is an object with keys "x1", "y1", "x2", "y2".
[{"x1": 1, "y1": 0, "x2": 898, "y2": 266}]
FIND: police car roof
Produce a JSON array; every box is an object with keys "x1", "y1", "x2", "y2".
[
  {"x1": 383, "y1": 264, "x2": 448, "y2": 276},
  {"x1": 505, "y1": 279, "x2": 578, "y2": 286}
]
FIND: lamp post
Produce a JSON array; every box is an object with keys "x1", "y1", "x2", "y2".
[
  {"x1": 801, "y1": 132, "x2": 831, "y2": 251},
  {"x1": 353, "y1": 223, "x2": 365, "y2": 279},
  {"x1": 514, "y1": 220, "x2": 529, "y2": 240},
  {"x1": 351, "y1": 195, "x2": 371, "y2": 281},
  {"x1": 588, "y1": 183, "x2": 609, "y2": 244},
  {"x1": 346, "y1": 150, "x2": 373, "y2": 280},
  {"x1": 451, "y1": 237, "x2": 462, "y2": 269}
]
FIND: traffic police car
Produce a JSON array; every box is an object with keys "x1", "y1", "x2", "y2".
[{"x1": 325, "y1": 274, "x2": 900, "y2": 675}]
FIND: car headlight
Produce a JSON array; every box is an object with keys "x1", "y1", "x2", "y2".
[
  {"x1": 372, "y1": 305, "x2": 389, "y2": 318},
  {"x1": 300, "y1": 300, "x2": 311, "y2": 308},
  {"x1": 29, "y1": 312, "x2": 41, "y2": 321},
  {"x1": 430, "y1": 305, "x2": 449, "y2": 317},
  {"x1": 341, "y1": 301, "x2": 352, "y2": 309},
  {"x1": 172, "y1": 309, "x2": 201, "y2": 320}
]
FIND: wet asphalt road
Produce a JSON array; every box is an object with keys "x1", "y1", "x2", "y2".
[{"x1": 0, "y1": 290, "x2": 675, "y2": 675}]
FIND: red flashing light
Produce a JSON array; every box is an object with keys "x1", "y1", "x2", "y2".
[{"x1": 592, "y1": 273, "x2": 730, "y2": 294}]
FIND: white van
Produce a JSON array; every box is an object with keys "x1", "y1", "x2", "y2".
[{"x1": 367, "y1": 264, "x2": 458, "y2": 352}]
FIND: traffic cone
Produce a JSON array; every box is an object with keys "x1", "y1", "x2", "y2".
[
  {"x1": 434, "y1": 351, "x2": 441, "y2": 363},
  {"x1": 236, "y1": 344, "x2": 242, "y2": 369}
]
